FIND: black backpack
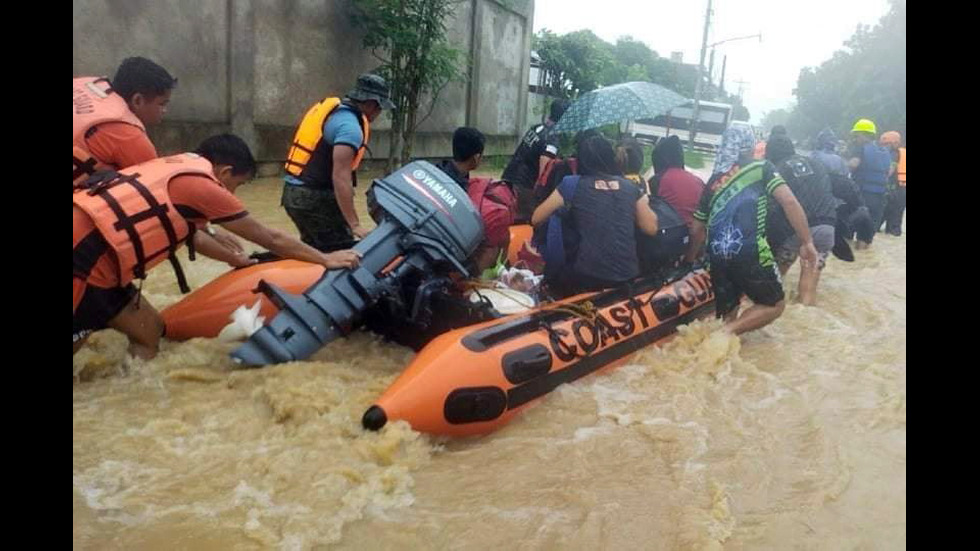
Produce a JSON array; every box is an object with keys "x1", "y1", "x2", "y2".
[{"x1": 637, "y1": 195, "x2": 690, "y2": 274}]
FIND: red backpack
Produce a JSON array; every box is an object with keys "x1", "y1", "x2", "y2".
[
  {"x1": 534, "y1": 157, "x2": 578, "y2": 203},
  {"x1": 468, "y1": 177, "x2": 516, "y2": 246}
]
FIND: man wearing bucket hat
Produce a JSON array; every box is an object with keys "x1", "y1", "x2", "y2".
[{"x1": 281, "y1": 73, "x2": 395, "y2": 251}]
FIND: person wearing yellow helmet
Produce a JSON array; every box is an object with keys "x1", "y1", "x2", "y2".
[
  {"x1": 846, "y1": 118, "x2": 891, "y2": 249},
  {"x1": 851, "y1": 118, "x2": 877, "y2": 135}
]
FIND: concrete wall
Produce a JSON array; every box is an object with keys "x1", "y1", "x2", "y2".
[
  {"x1": 470, "y1": 1, "x2": 528, "y2": 136},
  {"x1": 73, "y1": 0, "x2": 534, "y2": 168}
]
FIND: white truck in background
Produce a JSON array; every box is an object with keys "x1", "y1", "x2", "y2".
[{"x1": 625, "y1": 100, "x2": 734, "y2": 151}]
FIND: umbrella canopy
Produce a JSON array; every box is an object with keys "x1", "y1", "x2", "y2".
[{"x1": 553, "y1": 81, "x2": 688, "y2": 134}]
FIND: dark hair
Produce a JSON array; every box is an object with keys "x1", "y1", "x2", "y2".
[
  {"x1": 112, "y1": 57, "x2": 177, "y2": 102},
  {"x1": 651, "y1": 135, "x2": 685, "y2": 175},
  {"x1": 573, "y1": 128, "x2": 602, "y2": 151},
  {"x1": 452, "y1": 127, "x2": 486, "y2": 162},
  {"x1": 770, "y1": 125, "x2": 788, "y2": 138},
  {"x1": 577, "y1": 135, "x2": 621, "y2": 177},
  {"x1": 615, "y1": 138, "x2": 644, "y2": 174},
  {"x1": 195, "y1": 134, "x2": 256, "y2": 176},
  {"x1": 549, "y1": 99, "x2": 569, "y2": 122},
  {"x1": 765, "y1": 135, "x2": 796, "y2": 164}
]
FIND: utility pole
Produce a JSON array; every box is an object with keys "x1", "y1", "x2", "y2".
[
  {"x1": 688, "y1": 0, "x2": 712, "y2": 152},
  {"x1": 709, "y1": 34, "x2": 760, "y2": 106},
  {"x1": 719, "y1": 54, "x2": 727, "y2": 96},
  {"x1": 707, "y1": 48, "x2": 716, "y2": 99},
  {"x1": 734, "y1": 78, "x2": 749, "y2": 100}
]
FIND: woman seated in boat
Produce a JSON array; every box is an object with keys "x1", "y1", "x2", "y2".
[{"x1": 531, "y1": 135, "x2": 659, "y2": 297}]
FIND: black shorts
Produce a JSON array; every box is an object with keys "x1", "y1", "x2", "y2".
[
  {"x1": 710, "y1": 259, "x2": 784, "y2": 317},
  {"x1": 73, "y1": 283, "x2": 137, "y2": 343}
]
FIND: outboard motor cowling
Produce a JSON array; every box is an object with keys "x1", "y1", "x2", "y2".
[{"x1": 232, "y1": 161, "x2": 484, "y2": 366}]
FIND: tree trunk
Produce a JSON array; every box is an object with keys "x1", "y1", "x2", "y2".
[
  {"x1": 387, "y1": 114, "x2": 403, "y2": 173},
  {"x1": 386, "y1": 54, "x2": 406, "y2": 173}
]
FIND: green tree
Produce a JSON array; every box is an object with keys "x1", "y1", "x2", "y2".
[
  {"x1": 535, "y1": 31, "x2": 700, "y2": 99},
  {"x1": 761, "y1": 107, "x2": 792, "y2": 132},
  {"x1": 534, "y1": 29, "x2": 614, "y2": 97},
  {"x1": 791, "y1": 0, "x2": 906, "y2": 141},
  {"x1": 349, "y1": 0, "x2": 467, "y2": 170}
]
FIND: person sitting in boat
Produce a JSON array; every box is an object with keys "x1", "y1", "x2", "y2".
[
  {"x1": 531, "y1": 135, "x2": 659, "y2": 297},
  {"x1": 431, "y1": 126, "x2": 517, "y2": 277},
  {"x1": 73, "y1": 134, "x2": 361, "y2": 359},
  {"x1": 615, "y1": 137, "x2": 648, "y2": 193},
  {"x1": 435, "y1": 127, "x2": 486, "y2": 191}
]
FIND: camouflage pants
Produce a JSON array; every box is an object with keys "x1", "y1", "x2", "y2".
[{"x1": 281, "y1": 185, "x2": 354, "y2": 252}]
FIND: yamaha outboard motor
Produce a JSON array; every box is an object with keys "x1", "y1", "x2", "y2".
[{"x1": 232, "y1": 161, "x2": 484, "y2": 366}]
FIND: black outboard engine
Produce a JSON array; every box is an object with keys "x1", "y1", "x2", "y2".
[{"x1": 232, "y1": 161, "x2": 484, "y2": 366}]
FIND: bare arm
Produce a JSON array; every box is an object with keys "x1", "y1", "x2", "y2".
[
  {"x1": 192, "y1": 231, "x2": 254, "y2": 268},
  {"x1": 772, "y1": 185, "x2": 818, "y2": 266},
  {"x1": 219, "y1": 215, "x2": 361, "y2": 269},
  {"x1": 685, "y1": 220, "x2": 706, "y2": 263},
  {"x1": 537, "y1": 155, "x2": 551, "y2": 181},
  {"x1": 531, "y1": 189, "x2": 565, "y2": 227},
  {"x1": 210, "y1": 225, "x2": 244, "y2": 253},
  {"x1": 634, "y1": 195, "x2": 659, "y2": 236},
  {"x1": 332, "y1": 146, "x2": 368, "y2": 238},
  {"x1": 772, "y1": 186, "x2": 812, "y2": 245}
]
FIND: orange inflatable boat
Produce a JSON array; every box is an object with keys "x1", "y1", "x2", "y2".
[
  {"x1": 362, "y1": 269, "x2": 714, "y2": 436},
  {"x1": 162, "y1": 259, "x2": 326, "y2": 341},
  {"x1": 162, "y1": 226, "x2": 715, "y2": 438}
]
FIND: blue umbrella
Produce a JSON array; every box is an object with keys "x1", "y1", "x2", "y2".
[{"x1": 553, "y1": 81, "x2": 688, "y2": 134}]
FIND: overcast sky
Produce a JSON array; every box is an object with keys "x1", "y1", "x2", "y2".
[{"x1": 532, "y1": 0, "x2": 890, "y2": 123}]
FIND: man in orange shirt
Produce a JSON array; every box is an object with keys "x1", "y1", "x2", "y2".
[
  {"x1": 73, "y1": 57, "x2": 176, "y2": 173},
  {"x1": 74, "y1": 57, "x2": 250, "y2": 261}
]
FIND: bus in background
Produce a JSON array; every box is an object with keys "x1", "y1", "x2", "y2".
[{"x1": 625, "y1": 100, "x2": 734, "y2": 151}]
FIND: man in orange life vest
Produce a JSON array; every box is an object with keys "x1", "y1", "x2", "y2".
[
  {"x1": 879, "y1": 131, "x2": 906, "y2": 236},
  {"x1": 74, "y1": 57, "x2": 248, "y2": 267},
  {"x1": 73, "y1": 57, "x2": 175, "y2": 181},
  {"x1": 280, "y1": 74, "x2": 395, "y2": 252},
  {"x1": 73, "y1": 134, "x2": 361, "y2": 359}
]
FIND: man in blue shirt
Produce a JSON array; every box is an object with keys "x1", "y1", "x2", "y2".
[{"x1": 281, "y1": 74, "x2": 394, "y2": 251}]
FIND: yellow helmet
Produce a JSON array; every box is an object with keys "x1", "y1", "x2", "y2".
[{"x1": 851, "y1": 118, "x2": 877, "y2": 134}]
